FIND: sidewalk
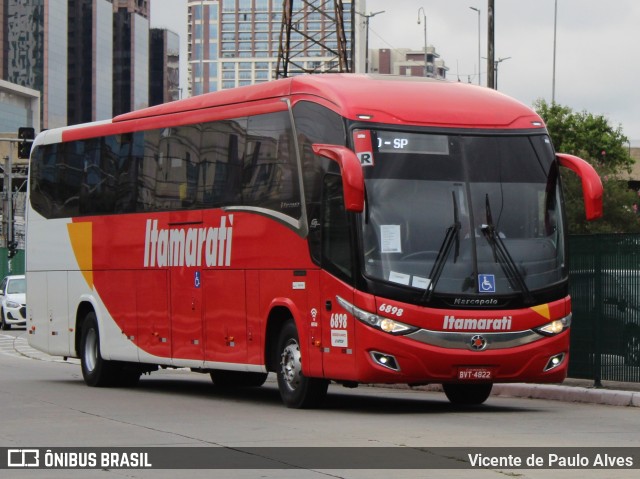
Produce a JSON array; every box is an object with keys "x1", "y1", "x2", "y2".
[
  {"x1": 491, "y1": 378, "x2": 640, "y2": 407},
  {"x1": 401, "y1": 378, "x2": 640, "y2": 407}
]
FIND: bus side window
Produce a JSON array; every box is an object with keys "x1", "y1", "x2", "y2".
[{"x1": 322, "y1": 174, "x2": 353, "y2": 281}]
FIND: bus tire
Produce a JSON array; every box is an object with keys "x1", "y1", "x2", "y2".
[
  {"x1": 80, "y1": 312, "x2": 118, "y2": 387},
  {"x1": 443, "y1": 383, "x2": 493, "y2": 405},
  {"x1": 210, "y1": 370, "x2": 268, "y2": 388},
  {"x1": 276, "y1": 320, "x2": 328, "y2": 409}
]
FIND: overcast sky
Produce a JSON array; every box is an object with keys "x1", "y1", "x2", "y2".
[{"x1": 150, "y1": 0, "x2": 640, "y2": 143}]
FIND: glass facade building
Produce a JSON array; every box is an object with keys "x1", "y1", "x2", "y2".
[
  {"x1": 2, "y1": 0, "x2": 67, "y2": 129},
  {"x1": 149, "y1": 29, "x2": 180, "y2": 106},
  {"x1": 187, "y1": 0, "x2": 362, "y2": 95},
  {"x1": 68, "y1": 0, "x2": 114, "y2": 125},
  {"x1": 113, "y1": 1, "x2": 150, "y2": 115}
]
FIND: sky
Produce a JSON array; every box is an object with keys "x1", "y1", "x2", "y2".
[{"x1": 149, "y1": 0, "x2": 640, "y2": 143}]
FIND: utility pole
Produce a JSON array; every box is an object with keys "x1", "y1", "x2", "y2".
[{"x1": 487, "y1": 0, "x2": 495, "y2": 89}]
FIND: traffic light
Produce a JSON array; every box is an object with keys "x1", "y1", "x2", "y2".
[
  {"x1": 7, "y1": 241, "x2": 17, "y2": 259},
  {"x1": 18, "y1": 127, "x2": 35, "y2": 159}
]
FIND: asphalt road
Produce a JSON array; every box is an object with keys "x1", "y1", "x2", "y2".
[{"x1": 1, "y1": 329, "x2": 639, "y2": 479}]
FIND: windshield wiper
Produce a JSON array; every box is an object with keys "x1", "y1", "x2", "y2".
[
  {"x1": 422, "y1": 191, "x2": 461, "y2": 303},
  {"x1": 480, "y1": 194, "x2": 534, "y2": 304}
]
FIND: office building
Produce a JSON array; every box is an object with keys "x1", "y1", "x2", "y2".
[
  {"x1": 113, "y1": 0, "x2": 150, "y2": 115},
  {"x1": 187, "y1": 0, "x2": 362, "y2": 95},
  {"x1": 68, "y1": 0, "x2": 114, "y2": 124},
  {"x1": 1, "y1": 0, "x2": 68, "y2": 130},
  {"x1": 149, "y1": 28, "x2": 180, "y2": 105}
]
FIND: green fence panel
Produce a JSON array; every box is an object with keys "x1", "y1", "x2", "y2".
[
  {"x1": 0, "y1": 248, "x2": 25, "y2": 279},
  {"x1": 568, "y1": 235, "x2": 640, "y2": 384}
]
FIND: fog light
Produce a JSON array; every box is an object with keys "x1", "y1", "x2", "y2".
[
  {"x1": 544, "y1": 353, "x2": 565, "y2": 372},
  {"x1": 370, "y1": 351, "x2": 400, "y2": 372}
]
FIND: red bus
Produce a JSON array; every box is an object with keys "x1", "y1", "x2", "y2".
[{"x1": 26, "y1": 74, "x2": 602, "y2": 408}]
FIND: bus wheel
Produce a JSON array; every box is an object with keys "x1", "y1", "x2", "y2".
[
  {"x1": 276, "y1": 320, "x2": 328, "y2": 408},
  {"x1": 442, "y1": 383, "x2": 493, "y2": 405},
  {"x1": 80, "y1": 312, "x2": 117, "y2": 387},
  {"x1": 210, "y1": 370, "x2": 268, "y2": 388}
]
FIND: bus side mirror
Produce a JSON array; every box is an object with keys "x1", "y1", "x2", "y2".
[
  {"x1": 312, "y1": 144, "x2": 364, "y2": 212},
  {"x1": 556, "y1": 153, "x2": 603, "y2": 221}
]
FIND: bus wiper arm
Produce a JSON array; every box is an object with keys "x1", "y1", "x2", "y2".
[
  {"x1": 480, "y1": 194, "x2": 534, "y2": 304},
  {"x1": 422, "y1": 192, "x2": 461, "y2": 303}
]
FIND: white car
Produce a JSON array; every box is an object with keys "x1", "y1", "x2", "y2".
[{"x1": 0, "y1": 275, "x2": 26, "y2": 330}]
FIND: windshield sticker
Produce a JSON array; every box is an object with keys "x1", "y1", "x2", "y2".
[
  {"x1": 389, "y1": 271, "x2": 411, "y2": 285},
  {"x1": 478, "y1": 274, "x2": 496, "y2": 293},
  {"x1": 412, "y1": 276, "x2": 430, "y2": 290},
  {"x1": 353, "y1": 130, "x2": 375, "y2": 167},
  {"x1": 380, "y1": 225, "x2": 402, "y2": 253}
]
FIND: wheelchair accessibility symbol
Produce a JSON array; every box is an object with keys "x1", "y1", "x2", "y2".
[
  {"x1": 194, "y1": 271, "x2": 201, "y2": 288},
  {"x1": 478, "y1": 274, "x2": 496, "y2": 293}
]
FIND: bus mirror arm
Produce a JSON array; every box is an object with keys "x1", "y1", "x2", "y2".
[
  {"x1": 556, "y1": 153, "x2": 604, "y2": 221},
  {"x1": 312, "y1": 144, "x2": 365, "y2": 212}
]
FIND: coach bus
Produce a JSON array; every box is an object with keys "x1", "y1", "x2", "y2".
[{"x1": 26, "y1": 74, "x2": 602, "y2": 408}]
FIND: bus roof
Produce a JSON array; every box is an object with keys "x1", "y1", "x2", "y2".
[{"x1": 115, "y1": 74, "x2": 544, "y2": 131}]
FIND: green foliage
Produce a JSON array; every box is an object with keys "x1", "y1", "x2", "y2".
[{"x1": 535, "y1": 100, "x2": 640, "y2": 234}]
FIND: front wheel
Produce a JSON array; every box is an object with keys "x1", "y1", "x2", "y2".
[
  {"x1": 0, "y1": 308, "x2": 10, "y2": 330},
  {"x1": 443, "y1": 383, "x2": 493, "y2": 405},
  {"x1": 276, "y1": 320, "x2": 328, "y2": 408}
]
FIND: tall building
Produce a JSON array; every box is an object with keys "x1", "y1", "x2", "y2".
[
  {"x1": 68, "y1": 0, "x2": 114, "y2": 125},
  {"x1": 113, "y1": 0, "x2": 150, "y2": 115},
  {"x1": 1, "y1": 0, "x2": 68, "y2": 130},
  {"x1": 187, "y1": 0, "x2": 361, "y2": 95},
  {"x1": 149, "y1": 28, "x2": 180, "y2": 106}
]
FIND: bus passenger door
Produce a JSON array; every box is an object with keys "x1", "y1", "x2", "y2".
[{"x1": 319, "y1": 174, "x2": 357, "y2": 380}]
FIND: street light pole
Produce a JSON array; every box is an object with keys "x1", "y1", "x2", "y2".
[
  {"x1": 487, "y1": 0, "x2": 495, "y2": 88},
  {"x1": 494, "y1": 56, "x2": 511, "y2": 90},
  {"x1": 552, "y1": 0, "x2": 558, "y2": 103},
  {"x1": 469, "y1": 6, "x2": 481, "y2": 85},
  {"x1": 356, "y1": 10, "x2": 385, "y2": 73},
  {"x1": 417, "y1": 7, "x2": 428, "y2": 77}
]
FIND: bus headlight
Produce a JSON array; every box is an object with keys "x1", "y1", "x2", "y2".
[
  {"x1": 535, "y1": 314, "x2": 572, "y2": 336},
  {"x1": 336, "y1": 296, "x2": 418, "y2": 336}
]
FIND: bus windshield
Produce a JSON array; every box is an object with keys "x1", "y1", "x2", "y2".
[{"x1": 360, "y1": 130, "x2": 565, "y2": 299}]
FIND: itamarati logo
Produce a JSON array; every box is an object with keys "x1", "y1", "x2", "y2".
[{"x1": 143, "y1": 215, "x2": 233, "y2": 268}]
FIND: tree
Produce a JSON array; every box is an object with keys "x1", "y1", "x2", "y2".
[{"x1": 535, "y1": 100, "x2": 640, "y2": 234}]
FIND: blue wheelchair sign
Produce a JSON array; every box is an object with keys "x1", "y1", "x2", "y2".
[
  {"x1": 478, "y1": 274, "x2": 496, "y2": 293},
  {"x1": 194, "y1": 271, "x2": 201, "y2": 288}
]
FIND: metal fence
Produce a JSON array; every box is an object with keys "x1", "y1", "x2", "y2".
[{"x1": 568, "y1": 234, "x2": 640, "y2": 384}]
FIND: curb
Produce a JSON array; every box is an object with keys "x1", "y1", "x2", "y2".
[{"x1": 491, "y1": 383, "x2": 640, "y2": 407}]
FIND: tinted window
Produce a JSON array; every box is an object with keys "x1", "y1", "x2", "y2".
[{"x1": 29, "y1": 112, "x2": 302, "y2": 224}]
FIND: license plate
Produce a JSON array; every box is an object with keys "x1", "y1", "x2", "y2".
[{"x1": 457, "y1": 367, "x2": 494, "y2": 380}]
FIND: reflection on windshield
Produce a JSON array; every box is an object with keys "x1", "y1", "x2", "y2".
[{"x1": 360, "y1": 131, "x2": 565, "y2": 300}]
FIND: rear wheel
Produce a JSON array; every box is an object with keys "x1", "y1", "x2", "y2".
[
  {"x1": 443, "y1": 383, "x2": 493, "y2": 405},
  {"x1": 276, "y1": 320, "x2": 328, "y2": 408},
  {"x1": 210, "y1": 370, "x2": 268, "y2": 388},
  {"x1": 80, "y1": 312, "x2": 140, "y2": 387}
]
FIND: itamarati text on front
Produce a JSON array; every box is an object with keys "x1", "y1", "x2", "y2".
[{"x1": 26, "y1": 74, "x2": 602, "y2": 408}]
